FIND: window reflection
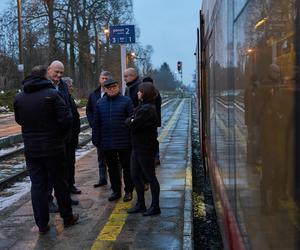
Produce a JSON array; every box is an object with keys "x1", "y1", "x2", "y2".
[
  {"x1": 236, "y1": 0, "x2": 297, "y2": 248},
  {"x1": 202, "y1": 0, "x2": 299, "y2": 248}
]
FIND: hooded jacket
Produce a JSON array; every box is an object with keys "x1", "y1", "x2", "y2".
[{"x1": 14, "y1": 75, "x2": 72, "y2": 157}]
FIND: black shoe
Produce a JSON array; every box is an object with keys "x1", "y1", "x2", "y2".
[
  {"x1": 123, "y1": 192, "x2": 133, "y2": 202},
  {"x1": 39, "y1": 225, "x2": 50, "y2": 235},
  {"x1": 64, "y1": 213, "x2": 79, "y2": 228},
  {"x1": 94, "y1": 180, "x2": 107, "y2": 188},
  {"x1": 143, "y1": 206, "x2": 161, "y2": 216},
  {"x1": 49, "y1": 201, "x2": 59, "y2": 213},
  {"x1": 70, "y1": 186, "x2": 82, "y2": 194},
  {"x1": 108, "y1": 192, "x2": 121, "y2": 201},
  {"x1": 71, "y1": 199, "x2": 79, "y2": 206},
  {"x1": 127, "y1": 203, "x2": 146, "y2": 213}
]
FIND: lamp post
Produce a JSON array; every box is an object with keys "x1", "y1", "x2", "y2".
[
  {"x1": 104, "y1": 28, "x2": 109, "y2": 51},
  {"x1": 17, "y1": 0, "x2": 24, "y2": 79}
]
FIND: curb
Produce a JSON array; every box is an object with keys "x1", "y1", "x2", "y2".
[{"x1": 183, "y1": 97, "x2": 193, "y2": 249}]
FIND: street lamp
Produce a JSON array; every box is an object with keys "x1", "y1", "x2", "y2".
[{"x1": 104, "y1": 28, "x2": 109, "y2": 36}]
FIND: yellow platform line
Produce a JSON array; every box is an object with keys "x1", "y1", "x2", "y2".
[
  {"x1": 91, "y1": 199, "x2": 134, "y2": 250},
  {"x1": 91, "y1": 98, "x2": 186, "y2": 250}
]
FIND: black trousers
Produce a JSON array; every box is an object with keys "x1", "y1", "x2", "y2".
[
  {"x1": 66, "y1": 142, "x2": 76, "y2": 187},
  {"x1": 103, "y1": 149, "x2": 134, "y2": 194},
  {"x1": 48, "y1": 140, "x2": 72, "y2": 201},
  {"x1": 131, "y1": 150, "x2": 160, "y2": 208},
  {"x1": 26, "y1": 154, "x2": 73, "y2": 228}
]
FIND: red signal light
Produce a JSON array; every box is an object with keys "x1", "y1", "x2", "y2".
[{"x1": 177, "y1": 61, "x2": 182, "y2": 72}]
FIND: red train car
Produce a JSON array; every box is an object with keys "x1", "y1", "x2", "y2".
[{"x1": 197, "y1": 0, "x2": 300, "y2": 249}]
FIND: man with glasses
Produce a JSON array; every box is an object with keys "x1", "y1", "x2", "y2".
[
  {"x1": 86, "y1": 71, "x2": 112, "y2": 188},
  {"x1": 92, "y1": 79, "x2": 134, "y2": 202}
]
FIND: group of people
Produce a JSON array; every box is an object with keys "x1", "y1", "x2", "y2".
[
  {"x1": 88, "y1": 67, "x2": 162, "y2": 215},
  {"x1": 13, "y1": 60, "x2": 162, "y2": 235}
]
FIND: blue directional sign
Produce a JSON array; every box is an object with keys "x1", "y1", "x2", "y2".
[{"x1": 109, "y1": 25, "x2": 135, "y2": 44}]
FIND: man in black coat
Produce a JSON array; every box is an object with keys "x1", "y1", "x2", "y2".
[
  {"x1": 86, "y1": 71, "x2": 112, "y2": 188},
  {"x1": 14, "y1": 65, "x2": 79, "y2": 234},
  {"x1": 47, "y1": 60, "x2": 79, "y2": 212},
  {"x1": 124, "y1": 68, "x2": 142, "y2": 108}
]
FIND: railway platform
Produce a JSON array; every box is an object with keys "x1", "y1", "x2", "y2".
[{"x1": 0, "y1": 98, "x2": 192, "y2": 250}]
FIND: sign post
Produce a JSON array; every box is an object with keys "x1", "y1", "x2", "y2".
[
  {"x1": 120, "y1": 45, "x2": 126, "y2": 94},
  {"x1": 109, "y1": 25, "x2": 135, "y2": 94}
]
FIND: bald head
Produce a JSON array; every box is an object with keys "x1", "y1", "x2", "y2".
[
  {"x1": 48, "y1": 60, "x2": 65, "y2": 84},
  {"x1": 124, "y1": 68, "x2": 138, "y2": 83}
]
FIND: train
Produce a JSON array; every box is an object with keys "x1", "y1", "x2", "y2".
[{"x1": 196, "y1": 0, "x2": 300, "y2": 249}]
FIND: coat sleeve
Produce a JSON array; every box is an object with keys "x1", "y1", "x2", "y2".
[
  {"x1": 53, "y1": 94, "x2": 72, "y2": 137},
  {"x1": 86, "y1": 93, "x2": 94, "y2": 128},
  {"x1": 129, "y1": 106, "x2": 158, "y2": 132},
  {"x1": 126, "y1": 99, "x2": 134, "y2": 118}
]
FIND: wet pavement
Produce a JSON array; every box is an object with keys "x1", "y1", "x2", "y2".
[{"x1": 0, "y1": 98, "x2": 192, "y2": 250}]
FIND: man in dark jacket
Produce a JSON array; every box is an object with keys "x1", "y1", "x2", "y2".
[
  {"x1": 14, "y1": 65, "x2": 79, "y2": 234},
  {"x1": 92, "y1": 79, "x2": 134, "y2": 202},
  {"x1": 86, "y1": 71, "x2": 112, "y2": 188},
  {"x1": 62, "y1": 77, "x2": 81, "y2": 193},
  {"x1": 124, "y1": 68, "x2": 142, "y2": 108},
  {"x1": 47, "y1": 60, "x2": 79, "y2": 212}
]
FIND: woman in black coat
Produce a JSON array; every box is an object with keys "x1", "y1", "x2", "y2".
[{"x1": 126, "y1": 82, "x2": 161, "y2": 216}]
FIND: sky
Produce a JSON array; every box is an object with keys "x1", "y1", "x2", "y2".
[
  {"x1": 133, "y1": 1, "x2": 202, "y2": 85},
  {"x1": 0, "y1": 0, "x2": 202, "y2": 85}
]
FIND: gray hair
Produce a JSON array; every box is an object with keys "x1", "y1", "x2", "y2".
[
  {"x1": 62, "y1": 77, "x2": 73, "y2": 85},
  {"x1": 100, "y1": 71, "x2": 112, "y2": 78}
]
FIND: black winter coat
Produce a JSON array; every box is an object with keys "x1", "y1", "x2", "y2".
[
  {"x1": 70, "y1": 95, "x2": 80, "y2": 147},
  {"x1": 125, "y1": 77, "x2": 142, "y2": 108},
  {"x1": 92, "y1": 94, "x2": 133, "y2": 150},
  {"x1": 14, "y1": 75, "x2": 72, "y2": 157},
  {"x1": 126, "y1": 77, "x2": 162, "y2": 126},
  {"x1": 125, "y1": 101, "x2": 159, "y2": 152}
]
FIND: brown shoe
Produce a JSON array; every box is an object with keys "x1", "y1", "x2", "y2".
[{"x1": 64, "y1": 213, "x2": 79, "y2": 228}]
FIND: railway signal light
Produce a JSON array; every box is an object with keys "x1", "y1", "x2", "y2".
[{"x1": 177, "y1": 61, "x2": 182, "y2": 72}]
